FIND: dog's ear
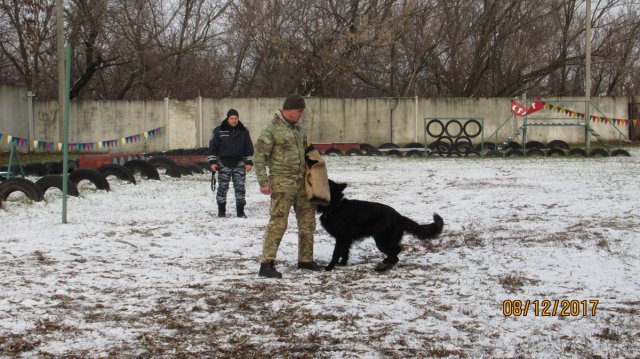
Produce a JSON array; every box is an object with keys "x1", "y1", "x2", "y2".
[{"x1": 338, "y1": 182, "x2": 347, "y2": 191}]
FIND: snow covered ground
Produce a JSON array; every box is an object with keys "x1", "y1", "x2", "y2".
[{"x1": 1, "y1": 149, "x2": 639, "y2": 358}]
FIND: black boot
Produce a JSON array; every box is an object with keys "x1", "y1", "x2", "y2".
[
  {"x1": 297, "y1": 261, "x2": 324, "y2": 271},
  {"x1": 217, "y1": 203, "x2": 226, "y2": 217},
  {"x1": 237, "y1": 204, "x2": 247, "y2": 218},
  {"x1": 258, "y1": 262, "x2": 282, "y2": 278}
]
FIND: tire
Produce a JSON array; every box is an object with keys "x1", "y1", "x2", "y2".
[
  {"x1": 24, "y1": 162, "x2": 48, "y2": 176},
  {"x1": 385, "y1": 149, "x2": 403, "y2": 157},
  {"x1": 525, "y1": 141, "x2": 545, "y2": 150},
  {"x1": 66, "y1": 160, "x2": 79, "y2": 172},
  {"x1": 403, "y1": 142, "x2": 425, "y2": 149},
  {"x1": 484, "y1": 142, "x2": 496, "y2": 151},
  {"x1": 444, "y1": 120, "x2": 463, "y2": 138},
  {"x1": 589, "y1": 148, "x2": 609, "y2": 157},
  {"x1": 505, "y1": 149, "x2": 524, "y2": 157},
  {"x1": 454, "y1": 136, "x2": 473, "y2": 155},
  {"x1": 359, "y1": 143, "x2": 376, "y2": 152},
  {"x1": 465, "y1": 151, "x2": 481, "y2": 157},
  {"x1": 426, "y1": 120, "x2": 445, "y2": 138},
  {"x1": 35, "y1": 175, "x2": 80, "y2": 197},
  {"x1": 345, "y1": 149, "x2": 363, "y2": 156},
  {"x1": 432, "y1": 137, "x2": 453, "y2": 156},
  {"x1": 165, "y1": 149, "x2": 185, "y2": 155},
  {"x1": 546, "y1": 139, "x2": 570, "y2": 150},
  {"x1": 377, "y1": 143, "x2": 399, "y2": 150},
  {"x1": 148, "y1": 156, "x2": 181, "y2": 178},
  {"x1": 503, "y1": 141, "x2": 522, "y2": 150},
  {"x1": 568, "y1": 148, "x2": 588, "y2": 157},
  {"x1": 483, "y1": 150, "x2": 503, "y2": 157},
  {"x1": 0, "y1": 165, "x2": 24, "y2": 177},
  {"x1": 45, "y1": 161, "x2": 63, "y2": 175},
  {"x1": 98, "y1": 164, "x2": 136, "y2": 184},
  {"x1": 611, "y1": 149, "x2": 631, "y2": 157},
  {"x1": 406, "y1": 149, "x2": 425, "y2": 157},
  {"x1": 178, "y1": 165, "x2": 193, "y2": 176},
  {"x1": 125, "y1": 159, "x2": 161, "y2": 180},
  {"x1": 69, "y1": 169, "x2": 110, "y2": 191},
  {"x1": 186, "y1": 164, "x2": 204, "y2": 173},
  {"x1": 547, "y1": 148, "x2": 566, "y2": 157},
  {"x1": 525, "y1": 148, "x2": 545, "y2": 157},
  {"x1": 463, "y1": 119, "x2": 482, "y2": 138},
  {"x1": 323, "y1": 148, "x2": 343, "y2": 156},
  {"x1": 364, "y1": 148, "x2": 382, "y2": 156},
  {"x1": 0, "y1": 178, "x2": 44, "y2": 202},
  {"x1": 475, "y1": 142, "x2": 496, "y2": 152}
]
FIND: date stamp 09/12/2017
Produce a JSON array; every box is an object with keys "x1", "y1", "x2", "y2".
[{"x1": 502, "y1": 299, "x2": 599, "y2": 317}]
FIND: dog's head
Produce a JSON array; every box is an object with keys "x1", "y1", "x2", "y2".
[{"x1": 318, "y1": 180, "x2": 347, "y2": 213}]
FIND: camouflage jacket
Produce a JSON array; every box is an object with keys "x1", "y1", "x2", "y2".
[{"x1": 254, "y1": 112, "x2": 308, "y2": 187}]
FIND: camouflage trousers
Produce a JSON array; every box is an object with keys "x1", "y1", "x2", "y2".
[
  {"x1": 216, "y1": 162, "x2": 247, "y2": 207},
  {"x1": 260, "y1": 177, "x2": 316, "y2": 264}
]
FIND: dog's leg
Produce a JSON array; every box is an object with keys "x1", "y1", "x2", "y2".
[
  {"x1": 375, "y1": 256, "x2": 399, "y2": 272},
  {"x1": 373, "y1": 230, "x2": 402, "y2": 272},
  {"x1": 339, "y1": 246, "x2": 350, "y2": 266},
  {"x1": 326, "y1": 239, "x2": 348, "y2": 271}
]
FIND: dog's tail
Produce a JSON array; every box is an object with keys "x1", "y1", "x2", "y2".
[{"x1": 402, "y1": 213, "x2": 444, "y2": 240}]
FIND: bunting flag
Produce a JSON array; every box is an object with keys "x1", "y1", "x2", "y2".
[
  {"x1": 530, "y1": 100, "x2": 639, "y2": 127},
  {"x1": 0, "y1": 126, "x2": 164, "y2": 152}
]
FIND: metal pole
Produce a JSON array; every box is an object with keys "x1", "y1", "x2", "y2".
[
  {"x1": 522, "y1": 93, "x2": 528, "y2": 153},
  {"x1": 56, "y1": 0, "x2": 64, "y2": 150},
  {"x1": 164, "y1": 97, "x2": 169, "y2": 151},
  {"x1": 26, "y1": 91, "x2": 34, "y2": 153},
  {"x1": 198, "y1": 96, "x2": 203, "y2": 147},
  {"x1": 414, "y1": 95, "x2": 419, "y2": 143},
  {"x1": 62, "y1": 45, "x2": 71, "y2": 224},
  {"x1": 585, "y1": 0, "x2": 592, "y2": 151}
]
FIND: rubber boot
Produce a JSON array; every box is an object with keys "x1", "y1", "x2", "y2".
[
  {"x1": 237, "y1": 204, "x2": 247, "y2": 218},
  {"x1": 258, "y1": 262, "x2": 282, "y2": 278},
  {"x1": 218, "y1": 203, "x2": 226, "y2": 217}
]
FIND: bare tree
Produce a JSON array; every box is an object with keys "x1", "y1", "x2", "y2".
[
  {"x1": 0, "y1": 0, "x2": 55, "y2": 92},
  {"x1": 1, "y1": 0, "x2": 639, "y2": 99}
]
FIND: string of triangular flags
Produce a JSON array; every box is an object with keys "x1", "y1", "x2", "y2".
[
  {"x1": 0, "y1": 126, "x2": 165, "y2": 151},
  {"x1": 512, "y1": 99, "x2": 639, "y2": 127},
  {"x1": 540, "y1": 101, "x2": 639, "y2": 127}
]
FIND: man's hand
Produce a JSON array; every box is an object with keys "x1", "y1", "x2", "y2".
[
  {"x1": 210, "y1": 164, "x2": 217, "y2": 172},
  {"x1": 260, "y1": 185, "x2": 271, "y2": 195}
]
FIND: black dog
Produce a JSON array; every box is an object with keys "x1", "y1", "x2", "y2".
[{"x1": 317, "y1": 180, "x2": 444, "y2": 272}]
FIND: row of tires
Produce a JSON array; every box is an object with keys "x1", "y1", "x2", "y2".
[
  {"x1": 0, "y1": 160, "x2": 81, "y2": 177},
  {"x1": 317, "y1": 140, "x2": 631, "y2": 158},
  {"x1": 0, "y1": 157, "x2": 209, "y2": 206}
]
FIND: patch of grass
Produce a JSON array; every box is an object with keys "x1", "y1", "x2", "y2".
[
  {"x1": 0, "y1": 334, "x2": 41, "y2": 355},
  {"x1": 593, "y1": 327, "x2": 621, "y2": 341},
  {"x1": 498, "y1": 274, "x2": 540, "y2": 293}
]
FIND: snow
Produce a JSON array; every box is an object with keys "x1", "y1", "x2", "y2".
[{"x1": 1, "y1": 149, "x2": 639, "y2": 357}]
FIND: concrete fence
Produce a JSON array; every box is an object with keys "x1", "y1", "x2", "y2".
[{"x1": 0, "y1": 84, "x2": 634, "y2": 153}]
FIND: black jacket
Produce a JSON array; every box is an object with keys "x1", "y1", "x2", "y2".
[{"x1": 208, "y1": 119, "x2": 254, "y2": 167}]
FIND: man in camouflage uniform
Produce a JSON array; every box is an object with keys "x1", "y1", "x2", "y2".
[{"x1": 254, "y1": 94, "x2": 323, "y2": 278}]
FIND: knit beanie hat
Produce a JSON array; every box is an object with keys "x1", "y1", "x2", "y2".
[
  {"x1": 226, "y1": 109, "x2": 239, "y2": 118},
  {"x1": 282, "y1": 94, "x2": 305, "y2": 110}
]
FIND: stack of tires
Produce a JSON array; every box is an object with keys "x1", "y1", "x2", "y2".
[{"x1": 426, "y1": 119, "x2": 482, "y2": 157}]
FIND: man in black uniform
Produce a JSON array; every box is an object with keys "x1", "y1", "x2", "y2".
[{"x1": 208, "y1": 109, "x2": 254, "y2": 218}]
